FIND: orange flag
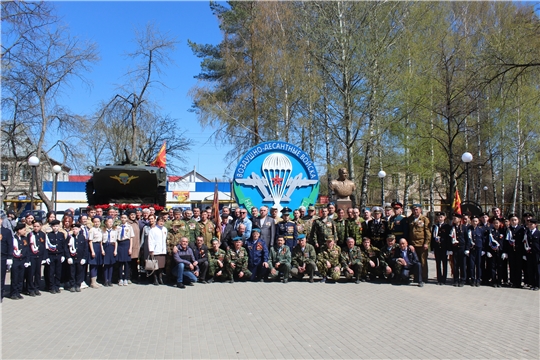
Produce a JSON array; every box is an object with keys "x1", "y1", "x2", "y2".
[
  {"x1": 213, "y1": 179, "x2": 221, "y2": 239},
  {"x1": 150, "y1": 142, "x2": 166, "y2": 168},
  {"x1": 452, "y1": 188, "x2": 462, "y2": 215}
]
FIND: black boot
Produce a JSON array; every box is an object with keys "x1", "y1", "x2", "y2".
[
  {"x1": 158, "y1": 272, "x2": 164, "y2": 285},
  {"x1": 153, "y1": 273, "x2": 159, "y2": 286}
]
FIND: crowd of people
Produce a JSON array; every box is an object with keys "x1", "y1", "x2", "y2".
[{"x1": 1, "y1": 201, "x2": 539, "y2": 301}]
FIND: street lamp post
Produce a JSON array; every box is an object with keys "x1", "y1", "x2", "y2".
[
  {"x1": 52, "y1": 165, "x2": 62, "y2": 212},
  {"x1": 378, "y1": 170, "x2": 386, "y2": 207},
  {"x1": 461, "y1": 152, "x2": 473, "y2": 202},
  {"x1": 28, "y1": 156, "x2": 40, "y2": 212},
  {"x1": 483, "y1": 185, "x2": 488, "y2": 212}
]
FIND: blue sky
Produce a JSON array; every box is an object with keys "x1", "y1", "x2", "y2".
[{"x1": 50, "y1": 0, "x2": 234, "y2": 180}]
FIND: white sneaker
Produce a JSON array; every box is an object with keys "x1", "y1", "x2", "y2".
[
  {"x1": 123, "y1": 280, "x2": 128, "y2": 286},
  {"x1": 118, "y1": 281, "x2": 124, "y2": 286},
  {"x1": 80, "y1": 281, "x2": 89, "y2": 289}
]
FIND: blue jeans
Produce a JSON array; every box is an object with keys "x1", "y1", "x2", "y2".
[{"x1": 174, "y1": 263, "x2": 198, "y2": 284}]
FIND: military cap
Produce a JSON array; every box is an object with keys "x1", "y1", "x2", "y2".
[
  {"x1": 172, "y1": 220, "x2": 182, "y2": 226},
  {"x1": 220, "y1": 212, "x2": 229, "y2": 218},
  {"x1": 281, "y1": 207, "x2": 292, "y2": 215},
  {"x1": 480, "y1": 212, "x2": 489, "y2": 217},
  {"x1": 233, "y1": 236, "x2": 243, "y2": 242},
  {"x1": 384, "y1": 205, "x2": 392, "y2": 210},
  {"x1": 308, "y1": 206, "x2": 316, "y2": 211},
  {"x1": 271, "y1": 206, "x2": 278, "y2": 210},
  {"x1": 49, "y1": 219, "x2": 61, "y2": 226},
  {"x1": 14, "y1": 223, "x2": 26, "y2": 231},
  {"x1": 372, "y1": 206, "x2": 383, "y2": 213},
  {"x1": 105, "y1": 216, "x2": 114, "y2": 220},
  {"x1": 386, "y1": 234, "x2": 396, "y2": 240},
  {"x1": 452, "y1": 213, "x2": 463, "y2": 218},
  {"x1": 523, "y1": 212, "x2": 533, "y2": 218},
  {"x1": 108, "y1": 206, "x2": 117, "y2": 211},
  {"x1": 252, "y1": 228, "x2": 261, "y2": 233},
  {"x1": 410, "y1": 204, "x2": 422, "y2": 209},
  {"x1": 126, "y1": 209, "x2": 136, "y2": 215},
  {"x1": 327, "y1": 202, "x2": 335, "y2": 207},
  {"x1": 297, "y1": 234, "x2": 306, "y2": 240},
  {"x1": 211, "y1": 237, "x2": 220, "y2": 244},
  {"x1": 529, "y1": 218, "x2": 537, "y2": 224},
  {"x1": 436, "y1": 211, "x2": 446, "y2": 217},
  {"x1": 325, "y1": 235, "x2": 336, "y2": 242},
  {"x1": 391, "y1": 202, "x2": 403, "y2": 209},
  {"x1": 25, "y1": 212, "x2": 34, "y2": 218},
  {"x1": 32, "y1": 219, "x2": 42, "y2": 225},
  {"x1": 471, "y1": 215, "x2": 479, "y2": 220},
  {"x1": 508, "y1": 213, "x2": 518, "y2": 219},
  {"x1": 72, "y1": 223, "x2": 82, "y2": 228},
  {"x1": 363, "y1": 207, "x2": 371, "y2": 212}
]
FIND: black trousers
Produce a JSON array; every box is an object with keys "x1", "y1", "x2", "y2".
[
  {"x1": 1, "y1": 258, "x2": 8, "y2": 299},
  {"x1": 490, "y1": 252, "x2": 501, "y2": 284},
  {"x1": 49, "y1": 255, "x2": 62, "y2": 290},
  {"x1": 25, "y1": 257, "x2": 42, "y2": 292},
  {"x1": 434, "y1": 247, "x2": 448, "y2": 283},
  {"x1": 198, "y1": 260, "x2": 208, "y2": 281},
  {"x1": 453, "y1": 247, "x2": 466, "y2": 283},
  {"x1": 69, "y1": 260, "x2": 85, "y2": 287},
  {"x1": 10, "y1": 259, "x2": 25, "y2": 297},
  {"x1": 400, "y1": 262, "x2": 422, "y2": 283}
]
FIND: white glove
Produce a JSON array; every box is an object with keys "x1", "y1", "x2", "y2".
[
  {"x1": 6, "y1": 259, "x2": 13, "y2": 266},
  {"x1": 80, "y1": 259, "x2": 86, "y2": 265},
  {"x1": 446, "y1": 251, "x2": 453, "y2": 256},
  {"x1": 523, "y1": 255, "x2": 527, "y2": 261},
  {"x1": 67, "y1": 258, "x2": 73, "y2": 265},
  {"x1": 61, "y1": 256, "x2": 65, "y2": 263},
  {"x1": 481, "y1": 251, "x2": 486, "y2": 256},
  {"x1": 501, "y1": 253, "x2": 508, "y2": 260},
  {"x1": 487, "y1": 252, "x2": 492, "y2": 258},
  {"x1": 465, "y1": 250, "x2": 470, "y2": 256},
  {"x1": 41, "y1": 260, "x2": 46, "y2": 265},
  {"x1": 46, "y1": 258, "x2": 50, "y2": 265},
  {"x1": 24, "y1": 262, "x2": 31, "y2": 268}
]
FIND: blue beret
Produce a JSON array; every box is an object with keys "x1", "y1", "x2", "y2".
[
  {"x1": 233, "y1": 236, "x2": 243, "y2": 241},
  {"x1": 297, "y1": 234, "x2": 306, "y2": 239},
  {"x1": 252, "y1": 228, "x2": 261, "y2": 233}
]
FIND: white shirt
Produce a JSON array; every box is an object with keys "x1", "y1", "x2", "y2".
[
  {"x1": 88, "y1": 227, "x2": 103, "y2": 243},
  {"x1": 148, "y1": 225, "x2": 167, "y2": 255}
]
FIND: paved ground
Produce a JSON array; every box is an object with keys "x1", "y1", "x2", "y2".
[{"x1": 2, "y1": 258, "x2": 539, "y2": 359}]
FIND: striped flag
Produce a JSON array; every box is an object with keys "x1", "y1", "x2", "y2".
[
  {"x1": 452, "y1": 188, "x2": 462, "y2": 215},
  {"x1": 150, "y1": 142, "x2": 166, "y2": 168}
]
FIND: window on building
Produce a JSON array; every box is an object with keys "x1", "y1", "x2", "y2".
[
  {"x1": 20, "y1": 165, "x2": 31, "y2": 182},
  {"x1": 1, "y1": 164, "x2": 8, "y2": 181}
]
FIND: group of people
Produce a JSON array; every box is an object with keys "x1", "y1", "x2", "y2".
[{"x1": 1, "y1": 201, "x2": 539, "y2": 300}]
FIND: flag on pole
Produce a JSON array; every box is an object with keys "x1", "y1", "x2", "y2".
[
  {"x1": 452, "y1": 188, "x2": 462, "y2": 215},
  {"x1": 150, "y1": 142, "x2": 166, "y2": 168},
  {"x1": 213, "y1": 179, "x2": 221, "y2": 239}
]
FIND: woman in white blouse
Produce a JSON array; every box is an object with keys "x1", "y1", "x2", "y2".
[
  {"x1": 147, "y1": 214, "x2": 168, "y2": 285},
  {"x1": 87, "y1": 217, "x2": 104, "y2": 288}
]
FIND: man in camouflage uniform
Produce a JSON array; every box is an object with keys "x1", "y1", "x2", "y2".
[
  {"x1": 317, "y1": 235, "x2": 342, "y2": 283},
  {"x1": 407, "y1": 204, "x2": 431, "y2": 282},
  {"x1": 165, "y1": 208, "x2": 183, "y2": 231},
  {"x1": 227, "y1": 236, "x2": 251, "y2": 282},
  {"x1": 340, "y1": 237, "x2": 363, "y2": 284},
  {"x1": 208, "y1": 238, "x2": 229, "y2": 283},
  {"x1": 183, "y1": 209, "x2": 200, "y2": 242},
  {"x1": 389, "y1": 202, "x2": 408, "y2": 241},
  {"x1": 301, "y1": 206, "x2": 318, "y2": 243},
  {"x1": 365, "y1": 206, "x2": 389, "y2": 250},
  {"x1": 346, "y1": 208, "x2": 364, "y2": 246},
  {"x1": 165, "y1": 220, "x2": 184, "y2": 283},
  {"x1": 268, "y1": 236, "x2": 292, "y2": 283},
  {"x1": 381, "y1": 234, "x2": 400, "y2": 282},
  {"x1": 199, "y1": 210, "x2": 217, "y2": 248},
  {"x1": 276, "y1": 208, "x2": 297, "y2": 250},
  {"x1": 360, "y1": 237, "x2": 387, "y2": 281},
  {"x1": 309, "y1": 207, "x2": 337, "y2": 253},
  {"x1": 291, "y1": 234, "x2": 316, "y2": 283},
  {"x1": 334, "y1": 208, "x2": 347, "y2": 249},
  {"x1": 292, "y1": 209, "x2": 306, "y2": 236}
]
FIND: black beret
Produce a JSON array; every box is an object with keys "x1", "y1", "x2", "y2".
[
  {"x1": 50, "y1": 220, "x2": 61, "y2": 226},
  {"x1": 14, "y1": 223, "x2": 26, "y2": 231}
]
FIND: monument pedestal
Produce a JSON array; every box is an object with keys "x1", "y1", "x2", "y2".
[{"x1": 336, "y1": 199, "x2": 352, "y2": 212}]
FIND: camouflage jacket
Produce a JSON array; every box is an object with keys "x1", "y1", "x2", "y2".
[
  {"x1": 309, "y1": 217, "x2": 337, "y2": 247},
  {"x1": 317, "y1": 245, "x2": 342, "y2": 267},
  {"x1": 166, "y1": 230, "x2": 183, "y2": 255},
  {"x1": 269, "y1": 246, "x2": 291, "y2": 269},
  {"x1": 199, "y1": 220, "x2": 217, "y2": 247},
  {"x1": 209, "y1": 248, "x2": 228, "y2": 267},
  {"x1": 291, "y1": 243, "x2": 316, "y2": 267},
  {"x1": 380, "y1": 244, "x2": 399, "y2": 266},
  {"x1": 340, "y1": 246, "x2": 363, "y2": 269},
  {"x1": 227, "y1": 247, "x2": 249, "y2": 272},
  {"x1": 185, "y1": 219, "x2": 201, "y2": 242},
  {"x1": 334, "y1": 218, "x2": 347, "y2": 248},
  {"x1": 345, "y1": 218, "x2": 364, "y2": 245},
  {"x1": 361, "y1": 246, "x2": 385, "y2": 267}
]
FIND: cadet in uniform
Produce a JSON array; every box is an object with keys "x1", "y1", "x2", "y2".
[
  {"x1": 268, "y1": 235, "x2": 291, "y2": 283},
  {"x1": 468, "y1": 215, "x2": 487, "y2": 287},
  {"x1": 45, "y1": 219, "x2": 65, "y2": 294},
  {"x1": 505, "y1": 214, "x2": 524, "y2": 288},
  {"x1": 1, "y1": 226, "x2": 14, "y2": 301},
  {"x1": 309, "y1": 207, "x2": 337, "y2": 252},
  {"x1": 389, "y1": 202, "x2": 408, "y2": 241},
  {"x1": 450, "y1": 213, "x2": 469, "y2": 287},
  {"x1": 65, "y1": 223, "x2": 88, "y2": 292},
  {"x1": 360, "y1": 237, "x2": 387, "y2": 281},
  {"x1": 291, "y1": 234, "x2": 316, "y2": 283},
  {"x1": 407, "y1": 204, "x2": 431, "y2": 282},
  {"x1": 365, "y1": 206, "x2": 389, "y2": 249},
  {"x1": 88, "y1": 217, "x2": 104, "y2": 289},
  {"x1": 244, "y1": 228, "x2": 269, "y2": 282},
  {"x1": 10, "y1": 223, "x2": 29, "y2": 299},
  {"x1": 117, "y1": 213, "x2": 134, "y2": 286},
  {"x1": 317, "y1": 235, "x2": 342, "y2": 283},
  {"x1": 26, "y1": 220, "x2": 46, "y2": 296},
  {"x1": 525, "y1": 219, "x2": 540, "y2": 291},
  {"x1": 487, "y1": 217, "x2": 504, "y2": 287},
  {"x1": 340, "y1": 237, "x2": 363, "y2": 284},
  {"x1": 227, "y1": 236, "x2": 252, "y2": 282},
  {"x1": 102, "y1": 217, "x2": 118, "y2": 287},
  {"x1": 208, "y1": 238, "x2": 229, "y2": 283},
  {"x1": 276, "y1": 207, "x2": 297, "y2": 250},
  {"x1": 432, "y1": 211, "x2": 452, "y2": 285}
]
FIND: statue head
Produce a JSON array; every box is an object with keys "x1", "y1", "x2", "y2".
[{"x1": 338, "y1": 168, "x2": 349, "y2": 180}]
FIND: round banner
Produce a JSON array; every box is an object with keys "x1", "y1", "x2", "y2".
[{"x1": 233, "y1": 141, "x2": 319, "y2": 212}]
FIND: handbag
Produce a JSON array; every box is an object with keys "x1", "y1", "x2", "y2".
[{"x1": 145, "y1": 255, "x2": 159, "y2": 272}]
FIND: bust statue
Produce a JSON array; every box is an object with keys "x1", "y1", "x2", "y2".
[{"x1": 330, "y1": 168, "x2": 356, "y2": 200}]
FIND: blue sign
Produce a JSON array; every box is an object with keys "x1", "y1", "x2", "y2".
[{"x1": 233, "y1": 141, "x2": 319, "y2": 212}]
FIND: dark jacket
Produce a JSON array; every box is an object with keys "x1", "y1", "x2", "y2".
[
  {"x1": 189, "y1": 242, "x2": 209, "y2": 265},
  {"x1": 1, "y1": 226, "x2": 13, "y2": 259},
  {"x1": 65, "y1": 231, "x2": 89, "y2": 261},
  {"x1": 392, "y1": 247, "x2": 420, "y2": 268}
]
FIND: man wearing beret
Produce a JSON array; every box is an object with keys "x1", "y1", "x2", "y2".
[
  {"x1": 208, "y1": 238, "x2": 229, "y2": 283},
  {"x1": 291, "y1": 234, "x2": 316, "y2": 283},
  {"x1": 268, "y1": 235, "x2": 291, "y2": 283},
  {"x1": 317, "y1": 235, "x2": 342, "y2": 283},
  {"x1": 407, "y1": 204, "x2": 431, "y2": 282},
  {"x1": 244, "y1": 229, "x2": 269, "y2": 282},
  {"x1": 227, "y1": 236, "x2": 252, "y2": 283}
]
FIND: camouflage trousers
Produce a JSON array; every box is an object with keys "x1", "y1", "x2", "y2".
[
  {"x1": 361, "y1": 259, "x2": 386, "y2": 279},
  {"x1": 209, "y1": 262, "x2": 230, "y2": 281},
  {"x1": 344, "y1": 262, "x2": 363, "y2": 279},
  {"x1": 228, "y1": 264, "x2": 252, "y2": 281},
  {"x1": 317, "y1": 260, "x2": 341, "y2": 281},
  {"x1": 268, "y1": 263, "x2": 291, "y2": 281}
]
